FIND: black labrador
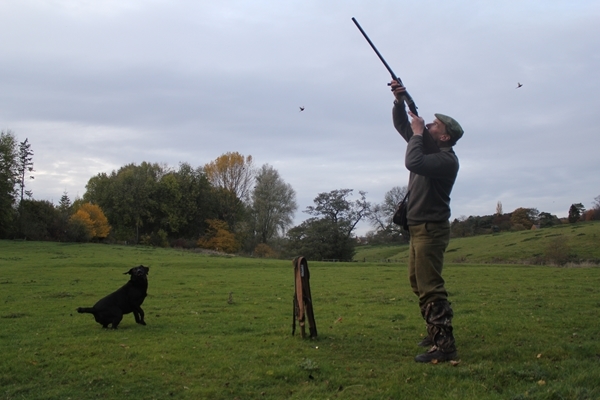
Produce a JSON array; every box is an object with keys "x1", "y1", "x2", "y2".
[{"x1": 77, "y1": 265, "x2": 149, "y2": 329}]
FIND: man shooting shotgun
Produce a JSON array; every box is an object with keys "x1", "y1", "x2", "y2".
[{"x1": 353, "y1": 17, "x2": 464, "y2": 363}]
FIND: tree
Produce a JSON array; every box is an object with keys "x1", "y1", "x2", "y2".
[
  {"x1": 593, "y1": 195, "x2": 600, "y2": 210},
  {"x1": 16, "y1": 138, "x2": 34, "y2": 201},
  {"x1": 286, "y1": 189, "x2": 370, "y2": 261},
  {"x1": 84, "y1": 162, "x2": 219, "y2": 243},
  {"x1": 538, "y1": 212, "x2": 560, "y2": 228},
  {"x1": 197, "y1": 219, "x2": 240, "y2": 253},
  {"x1": 285, "y1": 217, "x2": 355, "y2": 261},
  {"x1": 70, "y1": 203, "x2": 111, "y2": 240},
  {"x1": 305, "y1": 189, "x2": 371, "y2": 238},
  {"x1": 204, "y1": 152, "x2": 254, "y2": 203},
  {"x1": 0, "y1": 130, "x2": 18, "y2": 237},
  {"x1": 568, "y1": 203, "x2": 585, "y2": 223},
  {"x1": 84, "y1": 162, "x2": 164, "y2": 243},
  {"x1": 510, "y1": 207, "x2": 539, "y2": 230},
  {"x1": 249, "y1": 164, "x2": 297, "y2": 245},
  {"x1": 496, "y1": 201, "x2": 503, "y2": 215},
  {"x1": 56, "y1": 191, "x2": 73, "y2": 241},
  {"x1": 367, "y1": 186, "x2": 407, "y2": 243},
  {"x1": 15, "y1": 199, "x2": 59, "y2": 240},
  {"x1": 204, "y1": 152, "x2": 254, "y2": 231}
]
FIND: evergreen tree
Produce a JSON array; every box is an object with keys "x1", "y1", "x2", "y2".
[{"x1": 17, "y1": 138, "x2": 34, "y2": 201}]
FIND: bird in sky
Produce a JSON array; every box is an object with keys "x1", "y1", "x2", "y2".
[
  {"x1": 299, "y1": 106, "x2": 305, "y2": 112},
  {"x1": 516, "y1": 82, "x2": 523, "y2": 88}
]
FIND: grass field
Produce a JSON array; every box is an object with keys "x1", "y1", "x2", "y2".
[{"x1": 1, "y1": 240, "x2": 599, "y2": 399}]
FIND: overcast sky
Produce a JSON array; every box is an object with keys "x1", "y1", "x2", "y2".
[{"x1": 2, "y1": 0, "x2": 599, "y2": 235}]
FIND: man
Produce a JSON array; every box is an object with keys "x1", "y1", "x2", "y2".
[{"x1": 390, "y1": 81, "x2": 463, "y2": 363}]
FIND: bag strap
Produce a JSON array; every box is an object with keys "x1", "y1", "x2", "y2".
[{"x1": 292, "y1": 256, "x2": 318, "y2": 338}]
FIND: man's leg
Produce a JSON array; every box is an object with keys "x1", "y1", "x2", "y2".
[
  {"x1": 409, "y1": 222, "x2": 457, "y2": 362},
  {"x1": 414, "y1": 300, "x2": 457, "y2": 362}
]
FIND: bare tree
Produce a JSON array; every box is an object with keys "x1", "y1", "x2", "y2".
[
  {"x1": 369, "y1": 186, "x2": 407, "y2": 231},
  {"x1": 496, "y1": 201, "x2": 503, "y2": 215}
]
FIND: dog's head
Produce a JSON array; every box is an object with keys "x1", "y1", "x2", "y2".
[{"x1": 124, "y1": 265, "x2": 149, "y2": 280}]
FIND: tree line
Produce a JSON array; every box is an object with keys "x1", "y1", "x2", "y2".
[{"x1": 2, "y1": 130, "x2": 600, "y2": 261}]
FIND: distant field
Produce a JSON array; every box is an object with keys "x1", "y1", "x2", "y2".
[
  {"x1": 355, "y1": 221, "x2": 600, "y2": 264},
  {"x1": 1, "y1": 241, "x2": 599, "y2": 399}
]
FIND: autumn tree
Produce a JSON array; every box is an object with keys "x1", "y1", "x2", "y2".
[
  {"x1": 197, "y1": 219, "x2": 240, "y2": 253},
  {"x1": 248, "y1": 164, "x2": 297, "y2": 246},
  {"x1": 204, "y1": 152, "x2": 254, "y2": 203},
  {"x1": 203, "y1": 152, "x2": 254, "y2": 231},
  {"x1": 16, "y1": 138, "x2": 34, "y2": 201},
  {"x1": 70, "y1": 203, "x2": 111, "y2": 240}
]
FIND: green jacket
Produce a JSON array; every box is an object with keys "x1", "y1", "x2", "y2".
[{"x1": 393, "y1": 102, "x2": 459, "y2": 225}]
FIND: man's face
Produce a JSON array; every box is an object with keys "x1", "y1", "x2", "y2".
[{"x1": 426, "y1": 118, "x2": 450, "y2": 143}]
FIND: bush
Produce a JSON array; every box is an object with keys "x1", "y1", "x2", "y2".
[
  {"x1": 544, "y1": 235, "x2": 571, "y2": 265},
  {"x1": 66, "y1": 218, "x2": 92, "y2": 242},
  {"x1": 141, "y1": 229, "x2": 169, "y2": 247},
  {"x1": 253, "y1": 243, "x2": 277, "y2": 258}
]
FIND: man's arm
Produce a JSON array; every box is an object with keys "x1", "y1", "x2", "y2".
[
  {"x1": 391, "y1": 81, "x2": 413, "y2": 143},
  {"x1": 390, "y1": 81, "x2": 440, "y2": 154}
]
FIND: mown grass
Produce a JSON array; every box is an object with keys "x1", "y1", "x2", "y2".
[
  {"x1": 1, "y1": 240, "x2": 599, "y2": 399},
  {"x1": 355, "y1": 221, "x2": 600, "y2": 264}
]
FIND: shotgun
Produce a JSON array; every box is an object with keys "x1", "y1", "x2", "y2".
[{"x1": 352, "y1": 17, "x2": 439, "y2": 153}]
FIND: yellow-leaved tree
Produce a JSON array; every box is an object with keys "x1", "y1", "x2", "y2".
[
  {"x1": 70, "y1": 203, "x2": 111, "y2": 240},
  {"x1": 203, "y1": 152, "x2": 254, "y2": 202},
  {"x1": 203, "y1": 152, "x2": 255, "y2": 230},
  {"x1": 197, "y1": 219, "x2": 239, "y2": 253}
]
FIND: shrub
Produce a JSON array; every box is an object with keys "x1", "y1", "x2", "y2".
[
  {"x1": 253, "y1": 243, "x2": 277, "y2": 258},
  {"x1": 544, "y1": 235, "x2": 571, "y2": 265}
]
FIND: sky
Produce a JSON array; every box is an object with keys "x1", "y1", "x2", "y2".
[{"x1": 1, "y1": 0, "x2": 599, "y2": 235}]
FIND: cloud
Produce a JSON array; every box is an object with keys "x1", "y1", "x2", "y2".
[{"x1": 1, "y1": 0, "x2": 599, "y2": 236}]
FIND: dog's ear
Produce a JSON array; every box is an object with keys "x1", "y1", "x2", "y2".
[
  {"x1": 143, "y1": 266, "x2": 149, "y2": 274},
  {"x1": 124, "y1": 268, "x2": 133, "y2": 275}
]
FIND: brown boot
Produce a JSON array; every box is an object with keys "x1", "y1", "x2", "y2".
[{"x1": 414, "y1": 300, "x2": 457, "y2": 363}]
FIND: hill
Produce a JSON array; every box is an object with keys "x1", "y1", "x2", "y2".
[{"x1": 354, "y1": 221, "x2": 600, "y2": 265}]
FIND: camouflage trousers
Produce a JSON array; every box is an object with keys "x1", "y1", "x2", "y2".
[{"x1": 421, "y1": 300, "x2": 456, "y2": 353}]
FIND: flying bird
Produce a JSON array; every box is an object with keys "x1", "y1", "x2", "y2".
[
  {"x1": 299, "y1": 106, "x2": 305, "y2": 112},
  {"x1": 516, "y1": 82, "x2": 523, "y2": 88}
]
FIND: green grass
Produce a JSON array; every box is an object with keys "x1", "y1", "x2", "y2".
[
  {"x1": 355, "y1": 221, "x2": 600, "y2": 264},
  {"x1": 1, "y1": 240, "x2": 600, "y2": 399}
]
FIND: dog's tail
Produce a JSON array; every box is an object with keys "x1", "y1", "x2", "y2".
[{"x1": 77, "y1": 307, "x2": 95, "y2": 314}]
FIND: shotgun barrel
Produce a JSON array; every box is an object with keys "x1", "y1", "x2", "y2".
[{"x1": 352, "y1": 17, "x2": 439, "y2": 154}]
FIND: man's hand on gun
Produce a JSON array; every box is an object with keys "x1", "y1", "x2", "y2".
[
  {"x1": 390, "y1": 80, "x2": 406, "y2": 102},
  {"x1": 391, "y1": 80, "x2": 424, "y2": 136}
]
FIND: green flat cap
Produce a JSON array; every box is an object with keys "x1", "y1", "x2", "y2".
[{"x1": 435, "y1": 113, "x2": 464, "y2": 142}]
